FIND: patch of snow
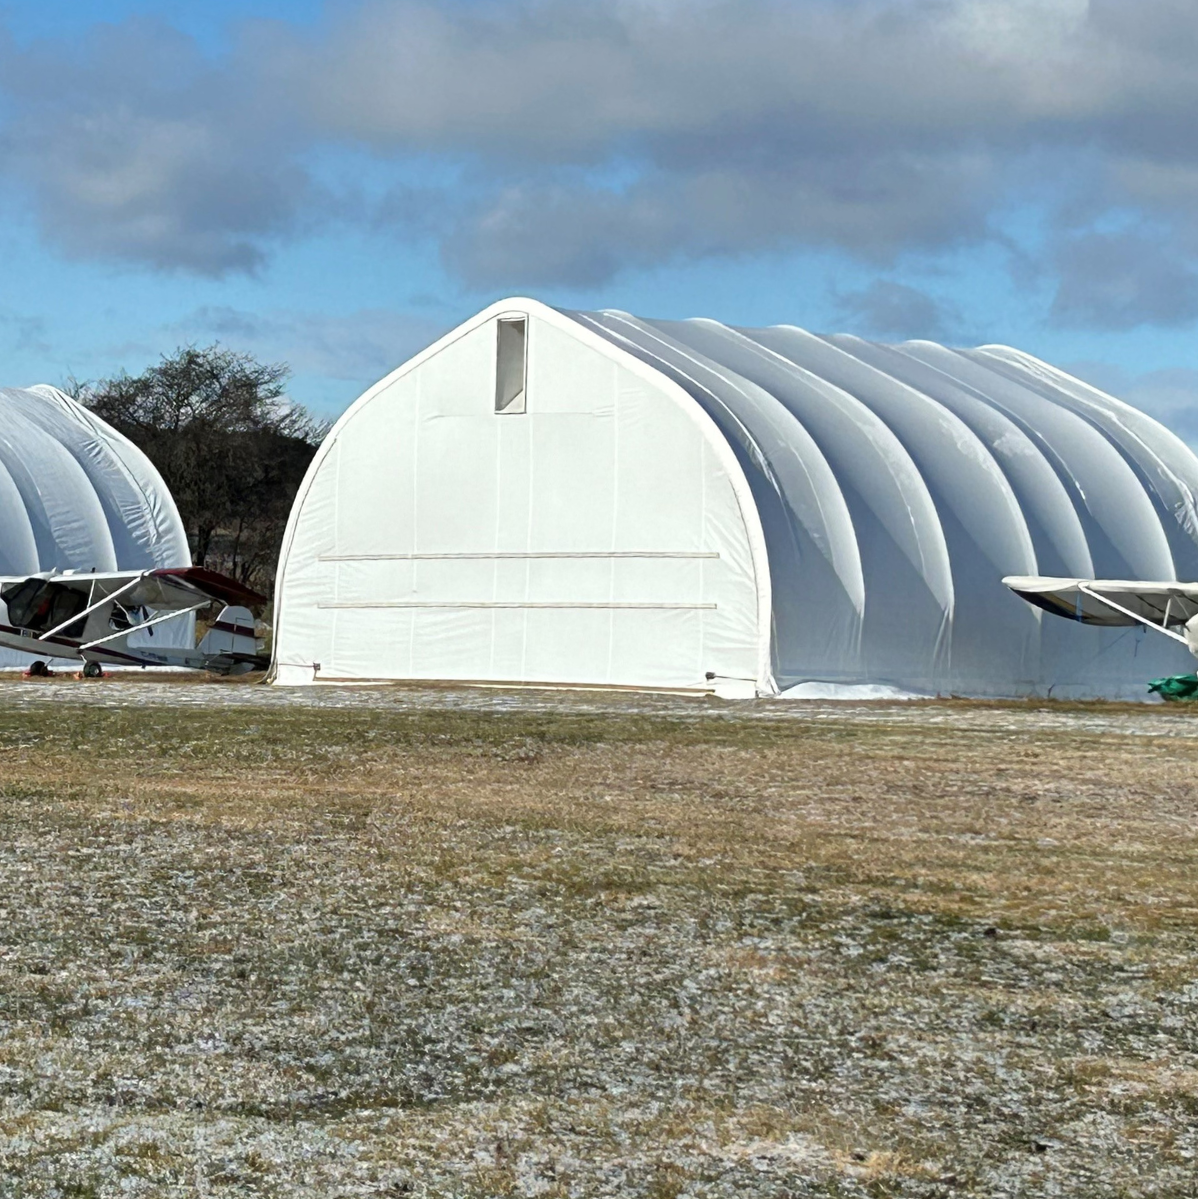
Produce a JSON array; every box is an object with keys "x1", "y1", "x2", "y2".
[{"x1": 777, "y1": 681, "x2": 928, "y2": 701}]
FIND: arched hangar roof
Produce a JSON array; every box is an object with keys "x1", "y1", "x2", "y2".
[
  {"x1": 0, "y1": 385, "x2": 190, "y2": 576},
  {"x1": 568, "y1": 310, "x2": 1198, "y2": 694}
]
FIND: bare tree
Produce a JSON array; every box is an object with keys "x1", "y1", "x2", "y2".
[{"x1": 74, "y1": 346, "x2": 328, "y2": 594}]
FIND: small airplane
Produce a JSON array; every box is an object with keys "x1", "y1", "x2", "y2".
[
  {"x1": 0, "y1": 566, "x2": 269, "y2": 677},
  {"x1": 1003, "y1": 575, "x2": 1198, "y2": 657}
]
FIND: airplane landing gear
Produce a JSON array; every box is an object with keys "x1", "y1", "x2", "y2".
[{"x1": 81, "y1": 661, "x2": 104, "y2": 679}]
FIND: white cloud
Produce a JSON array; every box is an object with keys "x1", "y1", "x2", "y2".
[
  {"x1": 0, "y1": 18, "x2": 315, "y2": 274},
  {"x1": 6, "y1": 1, "x2": 1198, "y2": 316}
]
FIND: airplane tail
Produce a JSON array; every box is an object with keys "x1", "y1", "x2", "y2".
[{"x1": 198, "y1": 606, "x2": 259, "y2": 657}]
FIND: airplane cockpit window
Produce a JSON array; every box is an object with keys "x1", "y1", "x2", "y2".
[{"x1": 0, "y1": 579, "x2": 89, "y2": 637}]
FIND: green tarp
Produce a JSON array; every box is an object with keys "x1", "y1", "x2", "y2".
[{"x1": 1148, "y1": 674, "x2": 1198, "y2": 701}]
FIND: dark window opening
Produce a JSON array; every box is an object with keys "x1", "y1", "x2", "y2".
[
  {"x1": 108, "y1": 603, "x2": 150, "y2": 634},
  {"x1": 0, "y1": 578, "x2": 89, "y2": 638},
  {"x1": 495, "y1": 317, "x2": 527, "y2": 413}
]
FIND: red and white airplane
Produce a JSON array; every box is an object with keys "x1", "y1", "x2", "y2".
[{"x1": 0, "y1": 566, "x2": 268, "y2": 676}]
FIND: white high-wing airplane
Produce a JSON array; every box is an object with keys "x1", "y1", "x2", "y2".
[
  {"x1": 1003, "y1": 575, "x2": 1198, "y2": 658},
  {"x1": 0, "y1": 566, "x2": 268, "y2": 676}
]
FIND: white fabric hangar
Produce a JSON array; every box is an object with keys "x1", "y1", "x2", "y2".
[
  {"x1": 0, "y1": 385, "x2": 191, "y2": 666},
  {"x1": 272, "y1": 299, "x2": 1198, "y2": 698}
]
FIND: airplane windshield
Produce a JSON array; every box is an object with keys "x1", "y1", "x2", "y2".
[{"x1": 0, "y1": 578, "x2": 89, "y2": 637}]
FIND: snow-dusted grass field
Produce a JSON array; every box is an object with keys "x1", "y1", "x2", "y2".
[{"x1": 0, "y1": 682, "x2": 1195, "y2": 1196}]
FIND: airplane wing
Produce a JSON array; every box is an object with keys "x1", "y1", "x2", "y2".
[
  {"x1": 0, "y1": 566, "x2": 266, "y2": 613},
  {"x1": 1002, "y1": 575, "x2": 1198, "y2": 628},
  {"x1": 120, "y1": 566, "x2": 267, "y2": 610}
]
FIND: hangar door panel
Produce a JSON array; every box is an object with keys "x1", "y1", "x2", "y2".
[{"x1": 291, "y1": 314, "x2": 761, "y2": 689}]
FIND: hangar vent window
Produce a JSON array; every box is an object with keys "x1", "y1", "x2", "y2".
[{"x1": 495, "y1": 318, "x2": 527, "y2": 413}]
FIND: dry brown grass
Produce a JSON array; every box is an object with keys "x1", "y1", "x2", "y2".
[{"x1": 0, "y1": 687, "x2": 1195, "y2": 1196}]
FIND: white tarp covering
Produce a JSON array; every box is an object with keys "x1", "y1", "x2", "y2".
[
  {"x1": 0, "y1": 386, "x2": 192, "y2": 667},
  {"x1": 273, "y1": 303, "x2": 770, "y2": 695},
  {"x1": 273, "y1": 299, "x2": 1198, "y2": 699}
]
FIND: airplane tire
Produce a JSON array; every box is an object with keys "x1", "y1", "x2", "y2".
[
  {"x1": 82, "y1": 661, "x2": 103, "y2": 679},
  {"x1": 25, "y1": 660, "x2": 50, "y2": 678}
]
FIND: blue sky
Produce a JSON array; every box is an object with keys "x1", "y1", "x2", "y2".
[{"x1": 4, "y1": 0, "x2": 1198, "y2": 440}]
